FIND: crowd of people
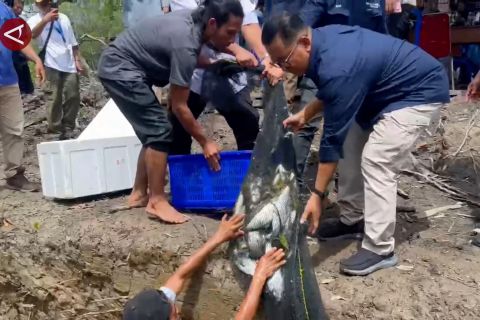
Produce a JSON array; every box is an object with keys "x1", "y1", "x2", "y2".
[{"x1": 1, "y1": 0, "x2": 480, "y2": 318}]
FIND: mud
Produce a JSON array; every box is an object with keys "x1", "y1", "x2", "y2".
[{"x1": 1, "y1": 85, "x2": 480, "y2": 319}]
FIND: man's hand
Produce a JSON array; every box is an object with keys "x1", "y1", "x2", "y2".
[
  {"x1": 283, "y1": 110, "x2": 306, "y2": 132},
  {"x1": 234, "y1": 47, "x2": 258, "y2": 68},
  {"x1": 301, "y1": 194, "x2": 323, "y2": 235},
  {"x1": 35, "y1": 61, "x2": 46, "y2": 85},
  {"x1": 75, "y1": 59, "x2": 87, "y2": 76},
  {"x1": 42, "y1": 9, "x2": 59, "y2": 23},
  {"x1": 162, "y1": 6, "x2": 170, "y2": 14},
  {"x1": 262, "y1": 57, "x2": 284, "y2": 86},
  {"x1": 254, "y1": 248, "x2": 286, "y2": 281},
  {"x1": 202, "y1": 140, "x2": 221, "y2": 171},
  {"x1": 212, "y1": 214, "x2": 245, "y2": 244},
  {"x1": 467, "y1": 73, "x2": 480, "y2": 101},
  {"x1": 386, "y1": 0, "x2": 400, "y2": 14}
]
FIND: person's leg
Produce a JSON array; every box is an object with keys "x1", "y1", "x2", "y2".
[
  {"x1": 128, "y1": 147, "x2": 148, "y2": 207},
  {"x1": 283, "y1": 72, "x2": 298, "y2": 104},
  {"x1": 316, "y1": 121, "x2": 369, "y2": 240},
  {"x1": 46, "y1": 67, "x2": 65, "y2": 133},
  {"x1": 169, "y1": 91, "x2": 206, "y2": 155},
  {"x1": 340, "y1": 104, "x2": 440, "y2": 276},
  {"x1": 290, "y1": 77, "x2": 320, "y2": 182},
  {"x1": 217, "y1": 86, "x2": 259, "y2": 150},
  {"x1": 0, "y1": 85, "x2": 39, "y2": 191},
  {"x1": 61, "y1": 72, "x2": 81, "y2": 136},
  {"x1": 100, "y1": 78, "x2": 187, "y2": 223}
]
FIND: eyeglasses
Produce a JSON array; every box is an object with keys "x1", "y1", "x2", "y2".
[{"x1": 274, "y1": 33, "x2": 307, "y2": 69}]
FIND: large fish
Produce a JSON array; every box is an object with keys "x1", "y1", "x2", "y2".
[{"x1": 231, "y1": 84, "x2": 329, "y2": 320}]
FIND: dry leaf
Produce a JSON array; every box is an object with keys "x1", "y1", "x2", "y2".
[
  {"x1": 321, "y1": 278, "x2": 336, "y2": 284},
  {"x1": 396, "y1": 265, "x2": 414, "y2": 271},
  {"x1": 331, "y1": 295, "x2": 346, "y2": 301},
  {"x1": 0, "y1": 218, "x2": 15, "y2": 232}
]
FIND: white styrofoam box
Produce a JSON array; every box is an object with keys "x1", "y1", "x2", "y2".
[
  {"x1": 37, "y1": 136, "x2": 142, "y2": 199},
  {"x1": 78, "y1": 98, "x2": 136, "y2": 140}
]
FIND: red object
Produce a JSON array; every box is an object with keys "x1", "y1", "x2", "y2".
[
  {"x1": 0, "y1": 18, "x2": 32, "y2": 51},
  {"x1": 418, "y1": 13, "x2": 451, "y2": 58}
]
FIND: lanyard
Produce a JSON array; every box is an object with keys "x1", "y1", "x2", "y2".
[{"x1": 51, "y1": 20, "x2": 66, "y2": 43}]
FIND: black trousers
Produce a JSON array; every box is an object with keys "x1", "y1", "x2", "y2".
[
  {"x1": 13, "y1": 52, "x2": 34, "y2": 95},
  {"x1": 170, "y1": 87, "x2": 260, "y2": 155},
  {"x1": 100, "y1": 78, "x2": 172, "y2": 153}
]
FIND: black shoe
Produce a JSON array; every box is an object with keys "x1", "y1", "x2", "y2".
[
  {"x1": 340, "y1": 248, "x2": 398, "y2": 276},
  {"x1": 6, "y1": 174, "x2": 40, "y2": 192},
  {"x1": 316, "y1": 217, "x2": 364, "y2": 241}
]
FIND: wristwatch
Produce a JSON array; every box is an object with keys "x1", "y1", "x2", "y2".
[{"x1": 311, "y1": 188, "x2": 328, "y2": 200}]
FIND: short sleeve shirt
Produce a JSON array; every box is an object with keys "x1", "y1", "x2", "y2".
[
  {"x1": 97, "y1": 10, "x2": 203, "y2": 88},
  {"x1": 27, "y1": 13, "x2": 78, "y2": 73},
  {"x1": 306, "y1": 25, "x2": 450, "y2": 162},
  {"x1": 0, "y1": 2, "x2": 18, "y2": 87}
]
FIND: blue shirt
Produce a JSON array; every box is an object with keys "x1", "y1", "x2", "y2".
[
  {"x1": 306, "y1": 25, "x2": 450, "y2": 163},
  {"x1": 265, "y1": 0, "x2": 387, "y2": 33},
  {"x1": 0, "y1": 2, "x2": 17, "y2": 87}
]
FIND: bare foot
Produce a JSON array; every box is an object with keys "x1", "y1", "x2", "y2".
[
  {"x1": 146, "y1": 199, "x2": 190, "y2": 224},
  {"x1": 127, "y1": 191, "x2": 148, "y2": 208}
]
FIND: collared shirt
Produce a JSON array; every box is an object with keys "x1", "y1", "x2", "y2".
[
  {"x1": 98, "y1": 10, "x2": 203, "y2": 88},
  {"x1": 306, "y1": 25, "x2": 450, "y2": 163},
  {"x1": 0, "y1": 2, "x2": 18, "y2": 87},
  {"x1": 28, "y1": 12, "x2": 78, "y2": 73}
]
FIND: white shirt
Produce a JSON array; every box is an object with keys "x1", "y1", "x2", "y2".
[
  {"x1": 170, "y1": 0, "x2": 200, "y2": 11},
  {"x1": 28, "y1": 13, "x2": 78, "y2": 73},
  {"x1": 171, "y1": 1, "x2": 259, "y2": 94}
]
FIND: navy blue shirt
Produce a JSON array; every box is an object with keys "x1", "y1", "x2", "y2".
[
  {"x1": 265, "y1": 0, "x2": 387, "y2": 33},
  {"x1": 0, "y1": 2, "x2": 18, "y2": 87},
  {"x1": 306, "y1": 25, "x2": 450, "y2": 163}
]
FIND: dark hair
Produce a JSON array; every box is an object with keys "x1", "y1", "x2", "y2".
[
  {"x1": 262, "y1": 14, "x2": 307, "y2": 46},
  {"x1": 192, "y1": 0, "x2": 244, "y2": 29}
]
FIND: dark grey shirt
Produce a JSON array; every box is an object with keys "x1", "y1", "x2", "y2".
[{"x1": 97, "y1": 10, "x2": 203, "y2": 87}]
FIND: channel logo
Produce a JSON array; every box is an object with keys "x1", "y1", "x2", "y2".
[{"x1": 0, "y1": 18, "x2": 32, "y2": 51}]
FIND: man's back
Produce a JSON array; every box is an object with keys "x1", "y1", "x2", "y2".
[
  {"x1": 98, "y1": 10, "x2": 203, "y2": 87},
  {"x1": 309, "y1": 25, "x2": 449, "y2": 128}
]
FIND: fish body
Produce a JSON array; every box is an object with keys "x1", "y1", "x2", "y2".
[{"x1": 231, "y1": 85, "x2": 329, "y2": 320}]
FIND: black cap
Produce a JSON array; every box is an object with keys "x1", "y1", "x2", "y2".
[{"x1": 123, "y1": 289, "x2": 172, "y2": 320}]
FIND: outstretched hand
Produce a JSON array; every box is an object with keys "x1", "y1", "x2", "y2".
[
  {"x1": 213, "y1": 214, "x2": 245, "y2": 244},
  {"x1": 283, "y1": 111, "x2": 306, "y2": 133},
  {"x1": 254, "y1": 248, "x2": 286, "y2": 281}
]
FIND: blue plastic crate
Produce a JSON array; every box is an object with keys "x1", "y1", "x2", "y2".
[{"x1": 168, "y1": 151, "x2": 252, "y2": 211}]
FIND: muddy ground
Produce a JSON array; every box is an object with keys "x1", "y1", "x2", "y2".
[{"x1": 1, "y1": 81, "x2": 480, "y2": 320}]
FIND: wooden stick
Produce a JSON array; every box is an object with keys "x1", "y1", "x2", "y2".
[{"x1": 448, "y1": 109, "x2": 479, "y2": 158}]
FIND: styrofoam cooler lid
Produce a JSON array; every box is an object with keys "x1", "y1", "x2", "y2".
[{"x1": 78, "y1": 99, "x2": 136, "y2": 140}]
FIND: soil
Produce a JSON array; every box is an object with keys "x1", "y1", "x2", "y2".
[{"x1": 1, "y1": 81, "x2": 480, "y2": 320}]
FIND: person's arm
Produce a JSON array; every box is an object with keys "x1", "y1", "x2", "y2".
[
  {"x1": 467, "y1": 71, "x2": 480, "y2": 100},
  {"x1": 20, "y1": 43, "x2": 46, "y2": 84},
  {"x1": 30, "y1": 10, "x2": 58, "y2": 39},
  {"x1": 72, "y1": 46, "x2": 86, "y2": 75},
  {"x1": 241, "y1": 21, "x2": 284, "y2": 85},
  {"x1": 235, "y1": 248, "x2": 286, "y2": 320},
  {"x1": 301, "y1": 77, "x2": 367, "y2": 235},
  {"x1": 170, "y1": 85, "x2": 221, "y2": 171},
  {"x1": 163, "y1": 214, "x2": 245, "y2": 294},
  {"x1": 283, "y1": 98, "x2": 324, "y2": 132},
  {"x1": 170, "y1": 47, "x2": 221, "y2": 170},
  {"x1": 224, "y1": 43, "x2": 258, "y2": 68}
]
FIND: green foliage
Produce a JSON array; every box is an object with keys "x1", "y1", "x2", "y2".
[{"x1": 60, "y1": 0, "x2": 123, "y2": 68}]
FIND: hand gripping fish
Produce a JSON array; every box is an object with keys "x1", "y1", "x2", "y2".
[{"x1": 230, "y1": 84, "x2": 329, "y2": 320}]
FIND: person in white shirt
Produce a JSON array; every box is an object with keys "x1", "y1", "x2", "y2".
[
  {"x1": 169, "y1": 0, "x2": 283, "y2": 155},
  {"x1": 28, "y1": 0, "x2": 84, "y2": 140}
]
